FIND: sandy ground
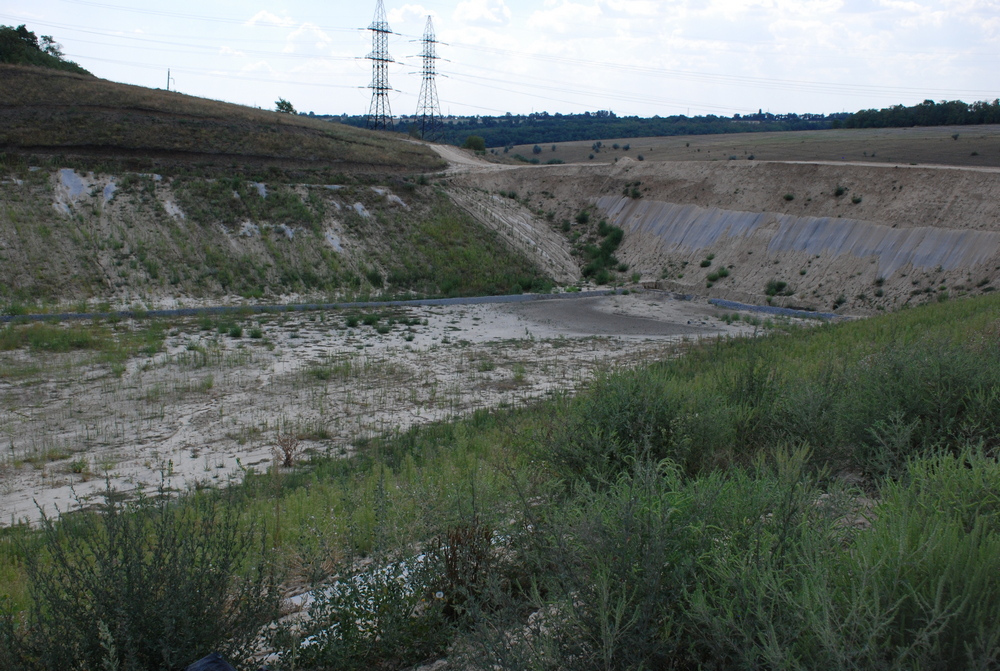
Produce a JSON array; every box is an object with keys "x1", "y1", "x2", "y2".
[{"x1": 0, "y1": 291, "x2": 771, "y2": 525}]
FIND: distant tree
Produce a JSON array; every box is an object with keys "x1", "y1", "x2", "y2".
[
  {"x1": 462, "y1": 135, "x2": 486, "y2": 151},
  {"x1": 275, "y1": 98, "x2": 296, "y2": 114},
  {"x1": 532, "y1": 144, "x2": 542, "y2": 154},
  {"x1": 39, "y1": 34, "x2": 63, "y2": 58},
  {"x1": 0, "y1": 24, "x2": 89, "y2": 74}
]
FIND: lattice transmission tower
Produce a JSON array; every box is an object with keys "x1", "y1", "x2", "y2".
[
  {"x1": 415, "y1": 15, "x2": 442, "y2": 140},
  {"x1": 366, "y1": 0, "x2": 394, "y2": 131}
]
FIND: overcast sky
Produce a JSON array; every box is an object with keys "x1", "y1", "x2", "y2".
[{"x1": 3, "y1": 0, "x2": 998, "y2": 118}]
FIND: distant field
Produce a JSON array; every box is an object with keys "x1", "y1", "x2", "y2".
[
  {"x1": 503, "y1": 125, "x2": 1000, "y2": 168},
  {"x1": 0, "y1": 64, "x2": 444, "y2": 175}
]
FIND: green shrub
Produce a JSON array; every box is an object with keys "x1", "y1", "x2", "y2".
[
  {"x1": 765, "y1": 279, "x2": 788, "y2": 296},
  {"x1": 5, "y1": 486, "x2": 278, "y2": 671},
  {"x1": 228, "y1": 324, "x2": 243, "y2": 338},
  {"x1": 845, "y1": 449, "x2": 1000, "y2": 664},
  {"x1": 462, "y1": 136, "x2": 485, "y2": 152}
]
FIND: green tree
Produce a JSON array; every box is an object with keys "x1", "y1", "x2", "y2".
[
  {"x1": 0, "y1": 24, "x2": 89, "y2": 74},
  {"x1": 462, "y1": 135, "x2": 486, "y2": 151},
  {"x1": 275, "y1": 98, "x2": 296, "y2": 114}
]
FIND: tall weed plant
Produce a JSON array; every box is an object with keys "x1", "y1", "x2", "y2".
[
  {"x1": 550, "y1": 325, "x2": 1000, "y2": 482},
  {"x1": 2, "y1": 485, "x2": 279, "y2": 671},
  {"x1": 468, "y1": 448, "x2": 1000, "y2": 670}
]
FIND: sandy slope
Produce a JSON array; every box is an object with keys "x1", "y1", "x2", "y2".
[{"x1": 438, "y1": 155, "x2": 1000, "y2": 315}]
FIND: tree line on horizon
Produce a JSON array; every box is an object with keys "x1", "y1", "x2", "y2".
[
  {"x1": 332, "y1": 97, "x2": 1000, "y2": 147},
  {"x1": 334, "y1": 110, "x2": 843, "y2": 147},
  {"x1": 836, "y1": 98, "x2": 1000, "y2": 129}
]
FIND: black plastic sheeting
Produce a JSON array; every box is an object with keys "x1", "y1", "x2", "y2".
[
  {"x1": 709, "y1": 298, "x2": 839, "y2": 320},
  {"x1": 0, "y1": 290, "x2": 620, "y2": 324}
]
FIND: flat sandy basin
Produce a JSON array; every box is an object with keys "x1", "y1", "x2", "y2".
[{"x1": 0, "y1": 292, "x2": 761, "y2": 524}]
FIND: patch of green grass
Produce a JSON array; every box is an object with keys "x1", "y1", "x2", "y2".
[
  {"x1": 383, "y1": 194, "x2": 552, "y2": 297},
  {"x1": 0, "y1": 321, "x2": 163, "y2": 362}
]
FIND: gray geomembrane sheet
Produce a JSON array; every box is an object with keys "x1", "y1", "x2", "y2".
[{"x1": 597, "y1": 196, "x2": 999, "y2": 277}]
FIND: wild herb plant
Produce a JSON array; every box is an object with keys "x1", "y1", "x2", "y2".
[{"x1": 2, "y1": 484, "x2": 278, "y2": 671}]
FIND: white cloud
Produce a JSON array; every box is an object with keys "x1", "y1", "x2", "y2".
[
  {"x1": 454, "y1": 0, "x2": 513, "y2": 26},
  {"x1": 599, "y1": 0, "x2": 660, "y2": 17},
  {"x1": 283, "y1": 23, "x2": 333, "y2": 53},
  {"x1": 245, "y1": 10, "x2": 295, "y2": 28},
  {"x1": 527, "y1": 1, "x2": 603, "y2": 32},
  {"x1": 219, "y1": 46, "x2": 246, "y2": 57},
  {"x1": 241, "y1": 61, "x2": 275, "y2": 74},
  {"x1": 388, "y1": 4, "x2": 437, "y2": 26}
]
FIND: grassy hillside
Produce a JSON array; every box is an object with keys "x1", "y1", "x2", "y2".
[
  {"x1": 0, "y1": 64, "x2": 443, "y2": 174},
  {"x1": 0, "y1": 164, "x2": 549, "y2": 305},
  {"x1": 2, "y1": 293, "x2": 1000, "y2": 669}
]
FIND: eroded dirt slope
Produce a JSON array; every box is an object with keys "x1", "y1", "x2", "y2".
[{"x1": 443, "y1": 157, "x2": 1000, "y2": 314}]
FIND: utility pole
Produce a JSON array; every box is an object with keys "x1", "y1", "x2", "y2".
[
  {"x1": 415, "y1": 15, "x2": 442, "y2": 141},
  {"x1": 166, "y1": 68, "x2": 175, "y2": 91},
  {"x1": 366, "y1": 0, "x2": 394, "y2": 131}
]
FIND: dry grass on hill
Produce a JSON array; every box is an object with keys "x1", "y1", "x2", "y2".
[
  {"x1": 0, "y1": 64, "x2": 444, "y2": 173},
  {"x1": 508, "y1": 125, "x2": 1000, "y2": 168}
]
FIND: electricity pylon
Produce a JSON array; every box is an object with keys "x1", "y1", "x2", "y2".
[
  {"x1": 366, "y1": 0, "x2": 393, "y2": 131},
  {"x1": 415, "y1": 15, "x2": 442, "y2": 141}
]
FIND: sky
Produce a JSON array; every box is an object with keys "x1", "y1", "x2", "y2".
[{"x1": 3, "y1": 0, "x2": 998, "y2": 118}]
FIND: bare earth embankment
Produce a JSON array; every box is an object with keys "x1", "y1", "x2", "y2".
[{"x1": 442, "y1": 142, "x2": 1000, "y2": 315}]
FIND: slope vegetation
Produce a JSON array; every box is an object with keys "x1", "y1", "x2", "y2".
[
  {"x1": 0, "y1": 64, "x2": 443, "y2": 174},
  {"x1": 0, "y1": 166, "x2": 549, "y2": 304}
]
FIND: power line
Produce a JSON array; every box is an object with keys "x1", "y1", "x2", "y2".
[{"x1": 440, "y1": 41, "x2": 999, "y2": 99}]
